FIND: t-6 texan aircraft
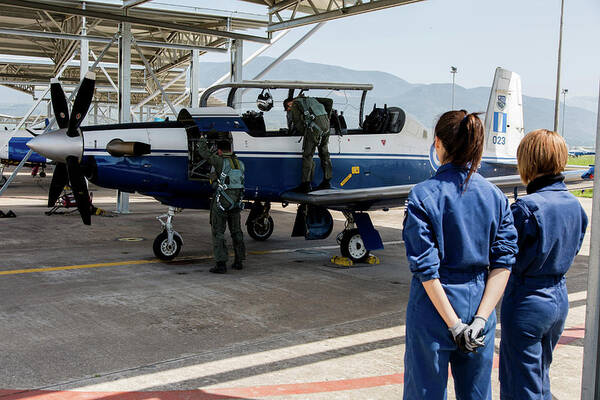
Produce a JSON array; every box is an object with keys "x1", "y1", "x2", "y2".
[
  {"x1": 0, "y1": 127, "x2": 48, "y2": 187},
  {"x1": 25, "y1": 68, "x2": 587, "y2": 262}
]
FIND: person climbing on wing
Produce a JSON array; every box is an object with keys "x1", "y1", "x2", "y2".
[
  {"x1": 196, "y1": 138, "x2": 246, "y2": 274},
  {"x1": 402, "y1": 110, "x2": 518, "y2": 399},
  {"x1": 288, "y1": 95, "x2": 333, "y2": 193}
]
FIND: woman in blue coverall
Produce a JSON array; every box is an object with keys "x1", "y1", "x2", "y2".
[
  {"x1": 403, "y1": 110, "x2": 518, "y2": 399},
  {"x1": 499, "y1": 129, "x2": 588, "y2": 399}
]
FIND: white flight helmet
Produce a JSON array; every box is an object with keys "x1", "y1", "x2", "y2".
[{"x1": 257, "y1": 89, "x2": 274, "y2": 112}]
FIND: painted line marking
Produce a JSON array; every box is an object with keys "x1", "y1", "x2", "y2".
[
  {"x1": 0, "y1": 321, "x2": 583, "y2": 399},
  {"x1": 0, "y1": 241, "x2": 404, "y2": 276},
  {"x1": 340, "y1": 173, "x2": 353, "y2": 186}
]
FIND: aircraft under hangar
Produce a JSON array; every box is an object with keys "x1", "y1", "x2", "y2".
[{"x1": 0, "y1": 0, "x2": 591, "y2": 262}]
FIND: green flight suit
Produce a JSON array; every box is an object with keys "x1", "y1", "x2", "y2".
[
  {"x1": 290, "y1": 100, "x2": 332, "y2": 184},
  {"x1": 196, "y1": 138, "x2": 246, "y2": 264}
]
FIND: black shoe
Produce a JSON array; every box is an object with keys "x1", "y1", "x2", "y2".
[
  {"x1": 314, "y1": 179, "x2": 331, "y2": 191},
  {"x1": 209, "y1": 262, "x2": 227, "y2": 274},
  {"x1": 291, "y1": 182, "x2": 311, "y2": 193},
  {"x1": 231, "y1": 260, "x2": 244, "y2": 270}
]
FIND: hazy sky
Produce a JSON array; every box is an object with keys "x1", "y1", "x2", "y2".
[{"x1": 172, "y1": 0, "x2": 600, "y2": 101}]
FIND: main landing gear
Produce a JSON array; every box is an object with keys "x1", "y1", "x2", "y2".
[
  {"x1": 337, "y1": 211, "x2": 370, "y2": 263},
  {"x1": 153, "y1": 206, "x2": 184, "y2": 260},
  {"x1": 246, "y1": 201, "x2": 274, "y2": 241}
]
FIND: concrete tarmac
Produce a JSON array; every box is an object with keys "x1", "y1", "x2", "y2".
[{"x1": 0, "y1": 171, "x2": 592, "y2": 399}]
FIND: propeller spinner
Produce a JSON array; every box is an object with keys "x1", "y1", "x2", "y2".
[{"x1": 27, "y1": 71, "x2": 96, "y2": 225}]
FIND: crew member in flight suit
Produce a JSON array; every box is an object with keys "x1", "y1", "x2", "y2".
[
  {"x1": 402, "y1": 110, "x2": 518, "y2": 399},
  {"x1": 499, "y1": 129, "x2": 588, "y2": 400},
  {"x1": 196, "y1": 138, "x2": 246, "y2": 274},
  {"x1": 285, "y1": 97, "x2": 332, "y2": 193}
]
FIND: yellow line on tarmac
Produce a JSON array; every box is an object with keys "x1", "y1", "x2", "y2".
[
  {"x1": 0, "y1": 241, "x2": 404, "y2": 276},
  {"x1": 0, "y1": 259, "x2": 163, "y2": 276}
]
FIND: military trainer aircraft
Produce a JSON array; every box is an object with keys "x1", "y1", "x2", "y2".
[
  {"x1": 0, "y1": 128, "x2": 48, "y2": 188},
  {"x1": 24, "y1": 67, "x2": 588, "y2": 262}
]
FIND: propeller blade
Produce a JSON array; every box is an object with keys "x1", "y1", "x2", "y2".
[
  {"x1": 50, "y1": 78, "x2": 69, "y2": 130},
  {"x1": 66, "y1": 156, "x2": 91, "y2": 225},
  {"x1": 67, "y1": 71, "x2": 96, "y2": 138},
  {"x1": 48, "y1": 162, "x2": 68, "y2": 207}
]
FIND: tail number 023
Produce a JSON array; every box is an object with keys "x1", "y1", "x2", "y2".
[{"x1": 492, "y1": 136, "x2": 506, "y2": 145}]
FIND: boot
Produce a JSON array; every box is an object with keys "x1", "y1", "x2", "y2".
[
  {"x1": 314, "y1": 179, "x2": 331, "y2": 191},
  {"x1": 291, "y1": 182, "x2": 311, "y2": 193},
  {"x1": 231, "y1": 259, "x2": 244, "y2": 270},
  {"x1": 209, "y1": 261, "x2": 227, "y2": 274}
]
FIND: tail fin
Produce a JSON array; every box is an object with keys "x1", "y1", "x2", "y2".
[{"x1": 483, "y1": 67, "x2": 524, "y2": 161}]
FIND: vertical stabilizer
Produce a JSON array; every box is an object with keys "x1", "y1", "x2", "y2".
[{"x1": 483, "y1": 67, "x2": 524, "y2": 160}]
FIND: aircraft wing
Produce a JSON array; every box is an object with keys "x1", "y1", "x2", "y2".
[
  {"x1": 282, "y1": 184, "x2": 414, "y2": 211},
  {"x1": 281, "y1": 169, "x2": 592, "y2": 212}
]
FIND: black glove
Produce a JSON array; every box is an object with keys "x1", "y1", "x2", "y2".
[{"x1": 449, "y1": 320, "x2": 472, "y2": 353}]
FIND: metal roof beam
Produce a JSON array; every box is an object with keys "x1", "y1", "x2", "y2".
[
  {"x1": 0, "y1": 0, "x2": 271, "y2": 43},
  {"x1": 122, "y1": 0, "x2": 153, "y2": 8},
  {"x1": 0, "y1": 27, "x2": 227, "y2": 53},
  {"x1": 267, "y1": 0, "x2": 424, "y2": 31}
]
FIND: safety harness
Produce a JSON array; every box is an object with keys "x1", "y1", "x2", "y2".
[
  {"x1": 215, "y1": 156, "x2": 245, "y2": 211},
  {"x1": 293, "y1": 97, "x2": 329, "y2": 145}
]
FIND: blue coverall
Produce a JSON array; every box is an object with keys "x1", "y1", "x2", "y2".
[
  {"x1": 403, "y1": 163, "x2": 518, "y2": 400},
  {"x1": 499, "y1": 176, "x2": 587, "y2": 400}
]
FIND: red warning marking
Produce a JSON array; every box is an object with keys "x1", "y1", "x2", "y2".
[
  {"x1": 0, "y1": 375, "x2": 404, "y2": 400},
  {"x1": 0, "y1": 324, "x2": 584, "y2": 399},
  {"x1": 558, "y1": 325, "x2": 585, "y2": 344}
]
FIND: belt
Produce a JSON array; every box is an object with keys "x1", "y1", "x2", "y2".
[
  {"x1": 438, "y1": 266, "x2": 488, "y2": 284},
  {"x1": 509, "y1": 274, "x2": 565, "y2": 288}
]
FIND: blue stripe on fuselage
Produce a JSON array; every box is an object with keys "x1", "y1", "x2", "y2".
[
  {"x1": 89, "y1": 152, "x2": 517, "y2": 209},
  {"x1": 8, "y1": 137, "x2": 46, "y2": 163}
]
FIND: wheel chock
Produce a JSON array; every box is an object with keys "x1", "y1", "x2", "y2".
[
  {"x1": 366, "y1": 255, "x2": 380, "y2": 265},
  {"x1": 330, "y1": 256, "x2": 354, "y2": 267}
]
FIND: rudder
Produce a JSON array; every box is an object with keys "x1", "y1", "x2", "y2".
[{"x1": 483, "y1": 67, "x2": 524, "y2": 161}]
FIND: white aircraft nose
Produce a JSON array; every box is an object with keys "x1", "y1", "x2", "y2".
[{"x1": 26, "y1": 129, "x2": 83, "y2": 163}]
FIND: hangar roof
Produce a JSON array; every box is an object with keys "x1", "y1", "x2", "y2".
[{"x1": 0, "y1": 0, "x2": 422, "y2": 109}]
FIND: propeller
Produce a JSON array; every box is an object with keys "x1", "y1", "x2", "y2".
[{"x1": 46, "y1": 71, "x2": 96, "y2": 225}]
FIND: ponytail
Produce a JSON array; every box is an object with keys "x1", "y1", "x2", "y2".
[{"x1": 434, "y1": 110, "x2": 484, "y2": 188}]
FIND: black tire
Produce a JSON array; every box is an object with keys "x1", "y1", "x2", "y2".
[
  {"x1": 340, "y1": 229, "x2": 369, "y2": 263},
  {"x1": 0, "y1": 175, "x2": 6, "y2": 187},
  {"x1": 153, "y1": 231, "x2": 182, "y2": 261},
  {"x1": 247, "y1": 216, "x2": 274, "y2": 241}
]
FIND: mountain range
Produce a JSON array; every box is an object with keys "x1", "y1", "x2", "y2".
[{"x1": 1, "y1": 56, "x2": 597, "y2": 146}]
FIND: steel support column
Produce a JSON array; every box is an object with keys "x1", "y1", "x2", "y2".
[
  {"x1": 230, "y1": 39, "x2": 243, "y2": 109},
  {"x1": 581, "y1": 82, "x2": 600, "y2": 399},
  {"x1": 80, "y1": 2, "x2": 89, "y2": 80},
  {"x1": 190, "y1": 48, "x2": 200, "y2": 108},
  {"x1": 117, "y1": 22, "x2": 132, "y2": 213}
]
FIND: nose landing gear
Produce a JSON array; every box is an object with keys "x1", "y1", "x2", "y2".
[{"x1": 153, "y1": 206, "x2": 184, "y2": 260}]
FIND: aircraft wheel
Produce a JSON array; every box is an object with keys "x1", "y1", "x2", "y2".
[
  {"x1": 247, "y1": 216, "x2": 274, "y2": 241},
  {"x1": 0, "y1": 175, "x2": 6, "y2": 188},
  {"x1": 39, "y1": 171, "x2": 46, "y2": 178},
  {"x1": 340, "y1": 229, "x2": 369, "y2": 263},
  {"x1": 153, "y1": 231, "x2": 182, "y2": 261}
]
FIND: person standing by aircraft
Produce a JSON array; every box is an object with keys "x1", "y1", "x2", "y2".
[
  {"x1": 499, "y1": 129, "x2": 587, "y2": 400},
  {"x1": 196, "y1": 138, "x2": 246, "y2": 274},
  {"x1": 402, "y1": 110, "x2": 518, "y2": 399},
  {"x1": 288, "y1": 96, "x2": 332, "y2": 193}
]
